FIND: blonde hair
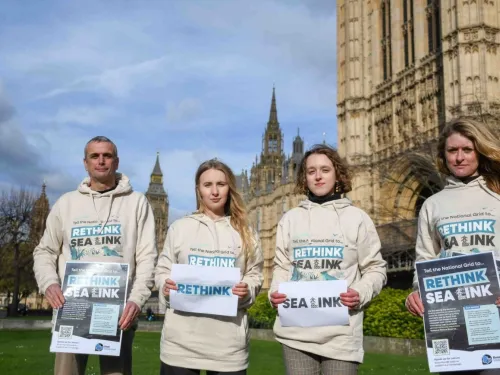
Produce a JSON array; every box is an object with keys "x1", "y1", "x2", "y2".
[
  {"x1": 295, "y1": 144, "x2": 352, "y2": 195},
  {"x1": 437, "y1": 117, "x2": 500, "y2": 194},
  {"x1": 195, "y1": 159, "x2": 255, "y2": 263}
]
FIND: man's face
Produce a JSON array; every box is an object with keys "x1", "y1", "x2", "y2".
[{"x1": 83, "y1": 142, "x2": 119, "y2": 185}]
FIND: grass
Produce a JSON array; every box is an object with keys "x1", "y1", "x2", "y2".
[{"x1": 0, "y1": 330, "x2": 431, "y2": 374}]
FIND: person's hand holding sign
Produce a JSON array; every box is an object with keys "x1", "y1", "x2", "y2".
[
  {"x1": 162, "y1": 278, "x2": 178, "y2": 296},
  {"x1": 45, "y1": 283, "x2": 65, "y2": 309},
  {"x1": 232, "y1": 282, "x2": 249, "y2": 299},
  {"x1": 340, "y1": 288, "x2": 360, "y2": 310},
  {"x1": 270, "y1": 291, "x2": 287, "y2": 309}
]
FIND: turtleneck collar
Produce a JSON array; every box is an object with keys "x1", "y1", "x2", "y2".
[
  {"x1": 307, "y1": 192, "x2": 342, "y2": 205},
  {"x1": 458, "y1": 175, "x2": 480, "y2": 185}
]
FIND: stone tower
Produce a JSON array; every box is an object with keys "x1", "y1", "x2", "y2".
[
  {"x1": 29, "y1": 182, "x2": 49, "y2": 246},
  {"x1": 237, "y1": 87, "x2": 305, "y2": 288},
  {"x1": 249, "y1": 87, "x2": 286, "y2": 195},
  {"x1": 145, "y1": 153, "x2": 169, "y2": 252}
]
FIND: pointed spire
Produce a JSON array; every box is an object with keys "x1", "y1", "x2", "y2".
[
  {"x1": 41, "y1": 179, "x2": 47, "y2": 196},
  {"x1": 268, "y1": 86, "x2": 278, "y2": 125},
  {"x1": 152, "y1": 151, "x2": 163, "y2": 176}
]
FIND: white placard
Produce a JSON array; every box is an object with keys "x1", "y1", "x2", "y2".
[
  {"x1": 170, "y1": 264, "x2": 240, "y2": 317},
  {"x1": 278, "y1": 280, "x2": 349, "y2": 327}
]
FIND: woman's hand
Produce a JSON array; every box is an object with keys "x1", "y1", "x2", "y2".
[
  {"x1": 406, "y1": 291, "x2": 424, "y2": 317},
  {"x1": 162, "y1": 279, "x2": 177, "y2": 297},
  {"x1": 232, "y1": 282, "x2": 249, "y2": 299},
  {"x1": 340, "y1": 288, "x2": 360, "y2": 310},
  {"x1": 270, "y1": 291, "x2": 287, "y2": 309}
]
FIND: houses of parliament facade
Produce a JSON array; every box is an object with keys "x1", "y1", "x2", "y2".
[{"x1": 239, "y1": 0, "x2": 500, "y2": 289}]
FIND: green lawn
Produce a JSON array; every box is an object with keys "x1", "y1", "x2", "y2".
[{"x1": 0, "y1": 330, "x2": 430, "y2": 374}]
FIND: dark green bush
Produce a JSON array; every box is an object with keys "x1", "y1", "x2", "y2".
[
  {"x1": 248, "y1": 292, "x2": 277, "y2": 329},
  {"x1": 363, "y1": 288, "x2": 424, "y2": 339}
]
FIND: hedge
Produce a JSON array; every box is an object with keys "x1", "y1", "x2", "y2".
[
  {"x1": 247, "y1": 288, "x2": 424, "y2": 339},
  {"x1": 363, "y1": 288, "x2": 424, "y2": 339},
  {"x1": 248, "y1": 292, "x2": 277, "y2": 329}
]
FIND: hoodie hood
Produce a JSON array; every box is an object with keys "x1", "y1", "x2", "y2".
[
  {"x1": 184, "y1": 213, "x2": 239, "y2": 256},
  {"x1": 297, "y1": 197, "x2": 353, "y2": 245},
  {"x1": 78, "y1": 172, "x2": 133, "y2": 196},
  {"x1": 77, "y1": 173, "x2": 133, "y2": 231},
  {"x1": 298, "y1": 197, "x2": 352, "y2": 209}
]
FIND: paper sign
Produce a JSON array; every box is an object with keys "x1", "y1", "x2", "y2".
[
  {"x1": 50, "y1": 261, "x2": 129, "y2": 356},
  {"x1": 278, "y1": 280, "x2": 349, "y2": 327},
  {"x1": 170, "y1": 264, "x2": 240, "y2": 317}
]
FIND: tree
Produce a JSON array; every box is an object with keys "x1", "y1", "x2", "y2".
[{"x1": 0, "y1": 188, "x2": 37, "y2": 316}]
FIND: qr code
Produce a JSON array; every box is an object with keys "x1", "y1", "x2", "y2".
[
  {"x1": 59, "y1": 325, "x2": 73, "y2": 339},
  {"x1": 432, "y1": 339, "x2": 450, "y2": 356}
]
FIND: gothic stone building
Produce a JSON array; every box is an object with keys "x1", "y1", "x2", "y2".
[
  {"x1": 237, "y1": 88, "x2": 306, "y2": 289},
  {"x1": 337, "y1": 0, "x2": 500, "y2": 286}
]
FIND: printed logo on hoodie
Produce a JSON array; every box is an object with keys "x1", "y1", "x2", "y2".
[
  {"x1": 187, "y1": 246, "x2": 236, "y2": 268},
  {"x1": 436, "y1": 211, "x2": 497, "y2": 255},
  {"x1": 69, "y1": 220, "x2": 123, "y2": 260},
  {"x1": 290, "y1": 236, "x2": 345, "y2": 282}
]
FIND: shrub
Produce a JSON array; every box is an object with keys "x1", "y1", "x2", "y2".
[
  {"x1": 248, "y1": 292, "x2": 277, "y2": 329},
  {"x1": 363, "y1": 288, "x2": 424, "y2": 339}
]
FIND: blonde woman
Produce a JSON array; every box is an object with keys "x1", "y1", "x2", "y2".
[
  {"x1": 155, "y1": 159, "x2": 263, "y2": 375},
  {"x1": 270, "y1": 144, "x2": 387, "y2": 375},
  {"x1": 406, "y1": 117, "x2": 500, "y2": 375}
]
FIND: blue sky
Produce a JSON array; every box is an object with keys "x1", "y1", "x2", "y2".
[{"x1": 0, "y1": 0, "x2": 337, "y2": 223}]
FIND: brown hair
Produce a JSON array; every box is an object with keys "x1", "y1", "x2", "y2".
[
  {"x1": 437, "y1": 117, "x2": 500, "y2": 194},
  {"x1": 295, "y1": 144, "x2": 352, "y2": 195},
  {"x1": 195, "y1": 159, "x2": 255, "y2": 262}
]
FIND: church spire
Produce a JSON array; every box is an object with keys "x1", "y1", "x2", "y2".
[{"x1": 267, "y1": 86, "x2": 279, "y2": 127}]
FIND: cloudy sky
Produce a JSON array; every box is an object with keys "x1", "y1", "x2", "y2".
[{"x1": 0, "y1": 0, "x2": 337, "y2": 223}]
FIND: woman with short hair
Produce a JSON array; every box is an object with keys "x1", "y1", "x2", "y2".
[{"x1": 270, "y1": 144, "x2": 387, "y2": 375}]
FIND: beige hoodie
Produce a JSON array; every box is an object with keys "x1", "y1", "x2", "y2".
[
  {"x1": 270, "y1": 198, "x2": 387, "y2": 363},
  {"x1": 413, "y1": 176, "x2": 500, "y2": 289},
  {"x1": 155, "y1": 213, "x2": 263, "y2": 372},
  {"x1": 33, "y1": 173, "x2": 157, "y2": 308}
]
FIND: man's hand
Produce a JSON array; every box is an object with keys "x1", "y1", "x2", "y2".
[
  {"x1": 232, "y1": 282, "x2": 249, "y2": 299},
  {"x1": 270, "y1": 291, "x2": 287, "y2": 309},
  {"x1": 340, "y1": 288, "x2": 360, "y2": 310},
  {"x1": 119, "y1": 301, "x2": 140, "y2": 331},
  {"x1": 45, "y1": 283, "x2": 65, "y2": 309},
  {"x1": 162, "y1": 279, "x2": 177, "y2": 296},
  {"x1": 406, "y1": 291, "x2": 425, "y2": 317}
]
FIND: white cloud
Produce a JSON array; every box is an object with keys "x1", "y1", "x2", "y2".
[
  {"x1": 37, "y1": 56, "x2": 170, "y2": 99},
  {"x1": 49, "y1": 105, "x2": 118, "y2": 126},
  {"x1": 166, "y1": 98, "x2": 203, "y2": 125}
]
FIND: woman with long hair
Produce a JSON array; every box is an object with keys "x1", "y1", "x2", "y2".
[
  {"x1": 406, "y1": 117, "x2": 500, "y2": 374},
  {"x1": 155, "y1": 158, "x2": 263, "y2": 375},
  {"x1": 269, "y1": 144, "x2": 387, "y2": 375}
]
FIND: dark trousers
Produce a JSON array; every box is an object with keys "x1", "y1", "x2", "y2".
[{"x1": 160, "y1": 362, "x2": 246, "y2": 375}]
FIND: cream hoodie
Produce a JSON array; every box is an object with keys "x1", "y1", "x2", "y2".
[
  {"x1": 413, "y1": 176, "x2": 500, "y2": 288},
  {"x1": 33, "y1": 173, "x2": 157, "y2": 308},
  {"x1": 270, "y1": 198, "x2": 387, "y2": 363},
  {"x1": 155, "y1": 213, "x2": 263, "y2": 372}
]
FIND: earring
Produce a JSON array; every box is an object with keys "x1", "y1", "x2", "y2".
[{"x1": 335, "y1": 182, "x2": 341, "y2": 194}]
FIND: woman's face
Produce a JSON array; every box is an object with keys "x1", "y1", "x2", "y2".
[
  {"x1": 305, "y1": 153, "x2": 336, "y2": 196},
  {"x1": 445, "y1": 132, "x2": 479, "y2": 178},
  {"x1": 198, "y1": 168, "x2": 229, "y2": 216}
]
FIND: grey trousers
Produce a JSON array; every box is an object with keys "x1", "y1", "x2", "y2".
[
  {"x1": 282, "y1": 344, "x2": 358, "y2": 375},
  {"x1": 54, "y1": 327, "x2": 136, "y2": 375}
]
